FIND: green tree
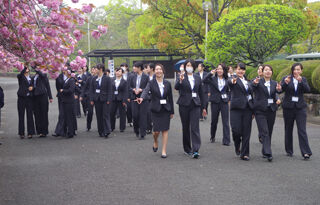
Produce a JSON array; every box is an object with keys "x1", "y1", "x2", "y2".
[{"x1": 207, "y1": 4, "x2": 310, "y2": 66}]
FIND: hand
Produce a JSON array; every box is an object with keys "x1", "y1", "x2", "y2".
[
  {"x1": 134, "y1": 90, "x2": 140, "y2": 95},
  {"x1": 180, "y1": 73, "x2": 184, "y2": 82},
  {"x1": 211, "y1": 69, "x2": 216, "y2": 75},
  {"x1": 208, "y1": 93, "x2": 211, "y2": 97},
  {"x1": 127, "y1": 99, "x2": 131, "y2": 103},
  {"x1": 138, "y1": 88, "x2": 142, "y2": 93},
  {"x1": 106, "y1": 101, "x2": 110, "y2": 105},
  {"x1": 232, "y1": 77, "x2": 237, "y2": 84},
  {"x1": 76, "y1": 82, "x2": 79, "y2": 86},
  {"x1": 253, "y1": 77, "x2": 260, "y2": 84},
  {"x1": 49, "y1": 99, "x2": 53, "y2": 103},
  {"x1": 296, "y1": 75, "x2": 302, "y2": 82},
  {"x1": 202, "y1": 109, "x2": 207, "y2": 117},
  {"x1": 252, "y1": 114, "x2": 255, "y2": 119},
  {"x1": 79, "y1": 97, "x2": 83, "y2": 101},
  {"x1": 170, "y1": 114, "x2": 174, "y2": 119},
  {"x1": 276, "y1": 99, "x2": 281, "y2": 105},
  {"x1": 122, "y1": 102, "x2": 127, "y2": 107},
  {"x1": 284, "y1": 76, "x2": 291, "y2": 84},
  {"x1": 90, "y1": 101, "x2": 94, "y2": 105},
  {"x1": 60, "y1": 89, "x2": 63, "y2": 93},
  {"x1": 28, "y1": 86, "x2": 33, "y2": 91},
  {"x1": 74, "y1": 95, "x2": 78, "y2": 99},
  {"x1": 276, "y1": 83, "x2": 282, "y2": 92}
]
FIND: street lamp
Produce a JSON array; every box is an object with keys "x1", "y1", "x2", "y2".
[{"x1": 203, "y1": 1, "x2": 212, "y2": 61}]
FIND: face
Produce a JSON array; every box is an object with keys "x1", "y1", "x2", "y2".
[
  {"x1": 236, "y1": 66, "x2": 245, "y2": 78},
  {"x1": 25, "y1": 67, "x2": 30, "y2": 73},
  {"x1": 228, "y1": 67, "x2": 233, "y2": 74},
  {"x1": 293, "y1": 65, "x2": 302, "y2": 77},
  {"x1": 155, "y1": 65, "x2": 164, "y2": 78},
  {"x1": 258, "y1": 66, "x2": 263, "y2": 77},
  {"x1": 115, "y1": 69, "x2": 123, "y2": 77},
  {"x1": 78, "y1": 69, "x2": 83, "y2": 74},
  {"x1": 180, "y1": 64, "x2": 184, "y2": 72},
  {"x1": 121, "y1": 66, "x2": 126, "y2": 72},
  {"x1": 263, "y1": 66, "x2": 272, "y2": 78},
  {"x1": 133, "y1": 66, "x2": 138, "y2": 73},
  {"x1": 197, "y1": 64, "x2": 204, "y2": 72},
  {"x1": 83, "y1": 67, "x2": 87, "y2": 72},
  {"x1": 143, "y1": 67, "x2": 149, "y2": 74},
  {"x1": 185, "y1": 62, "x2": 193, "y2": 72},
  {"x1": 216, "y1": 65, "x2": 224, "y2": 77}
]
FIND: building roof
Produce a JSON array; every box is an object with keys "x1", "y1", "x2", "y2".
[{"x1": 85, "y1": 49, "x2": 181, "y2": 58}]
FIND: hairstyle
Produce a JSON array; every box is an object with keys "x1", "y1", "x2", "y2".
[
  {"x1": 105, "y1": 68, "x2": 110, "y2": 73},
  {"x1": 262, "y1": 64, "x2": 273, "y2": 75},
  {"x1": 133, "y1": 61, "x2": 144, "y2": 70},
  {"x1": 120, "y1": 63, "x2": 128, "y2": 68},
  {"x1": 148, "y1": 63, "x2": 155, "y2": 71},
  {"x1": 291, "y1": 62, "x2": 303, "y2": 75},
  {"x1": 96, "y1": 64, "x2": 105, "y2": 72},
  {"x1": 183, "y1": 59, "x2": 196, "y2": 72},
  {"x1": 237, "y1": 62, "x2": 246, "y2": 70},
  {"x1": 155, "y1": 63, "x2": 165, "y2": 74},
  {"x1": 115, "y1": 67, "x2": 123, "y2": 72},
  {"x1": 198, "y1": 63, "x2": 205, "y2": 68},
  {"x1": 216, "y1": 63, "x2": 228, "y2": 79},
  {"x1": 143, "y1": 63, "x2": 148, "y2": 69}
]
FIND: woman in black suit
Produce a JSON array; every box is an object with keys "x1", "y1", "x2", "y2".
[
  {"x1": 17, "y1": 66, "x2": 35, "y2": 139},
  {"x1": 196, "y1": 63, "x2": 209, "y2": 121},
  {"x1": 175, "y1": 59, "x2": 206, "y2": 159},
  {"x1": 137, "y1": 64, "x2": 174, "y2": 158},
  {"x1": 59, "y1": 69, "x2": 76, "y2": 138},
  {"x1": 281, "y1": 63, "x2": 312, "y2": 160},
  {"x1": 110, "y1": 67, "x2": 128, "y2": 132},
  {"x1": 228, "y1": 63, "x2": 254, "y2": 161},
  {"x1": 203, "y1": 63, "x2": 230, "y2": 145},
  {"x1": 252, "y1": 65, "x2": 282, "y2": 162}
]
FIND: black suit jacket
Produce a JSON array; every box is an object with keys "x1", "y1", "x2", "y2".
[
  {"x1": 281, "y1": 75, "x2": 310, "y2": 109},
  {"x1": 203, "y1": 73, "x2": 229, "y2": 104},
  {"x1": 61, "y1": 78, "x2": 75, "y2": 103},
  {"x1": 228, "y1": 77, "x2": 254, "y2": 110},
  {"x1": 17, "y1": 68, "x2": 33, "y2": 97},
  {"x1": 174, "y1": 73, "x2": 205, "y2": 109},
  {"x1": 252, "y1": 78, "x2": 279, "y2": 112},
  {"x1": 33, "y1": 70, "x2": 53, "y2": 99},
  {"x1": 81, "y1": 75, "x2": 93, "y2": 98},
  {"x1": 55, "y1": 73, "x2": 65, "y2": 98},
  {"x1": 90, "y1": 75, "x2": 112, "y2": 102},
  {"x1": 195, "y1": 71, "x2": 209, "y2": 94},
  {"x1": 141, "y1": 79, "x2": 174, "y2": 115},
  {"x1": 128, "y1": 73, "x2": 149, "y2": 99},
  {"x1": 111, "y1": 77, "x2": 128, "y2": 103}
]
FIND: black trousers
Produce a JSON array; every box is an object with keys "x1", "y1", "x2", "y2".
[
  {"x1": 230, "y1": 108, "x2": 253, "y2": 157},
  {"x1": 81, "y1": 96, "x2": 88, "y2": 115},
  {"x1": 200, "y1": 94, "x2": 208, "y2": 119},
  {"x1": 110, "y1": 100, "x2": 126, "y2": 131},
  {"x1": 33, "y1": 94, "x2": 49, "y2": 135},
  {"x1": 95, "y1": 101, "x2": 111, "y2": 136},
  {"x1": 132, "y1": 100, "x2": 148, "y2": 136},
  {"x1": 74, "y1": 97, "x2": 81, "y2": 117},
  {"x1": 283, "y1": 108, "x2": 312, "y2": 156},
  {"x1": 126, "y1": 100, "x2": 133, "y2": 123},
  {"x1": 63, "y1": 102, "x2": 76, "y2": 137},
  {"x1": 86, "y1": 98, "x2": 94, "y2": 130},
  {"x1": 210, "y1": 102, "x2": 230, "y2": 145},
  {"x1": 18, "y1": 96, "x2": 35, "y2": 135},
  {"x1": 179, "y1": 101, "x2": 201, "y2": 153},
  {"x1": 54, "y1": 97, "x2": 65, "y2": 136},
  {"x1": 255, "y1": 109, "x2": 276, "y2": 157},
  {"x1": 146, "y1": 100, "x2": 153, "y2": 131}
]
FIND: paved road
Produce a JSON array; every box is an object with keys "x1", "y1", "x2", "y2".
[{"x1": 0, "y1": 77, "x2": 319, "y2": 205}]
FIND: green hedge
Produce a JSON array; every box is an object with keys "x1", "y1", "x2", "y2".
[
  {"x1": 300, "y1": 60, "x2": 320, "y2": 94},
  {"x1": 276, "y1": 67, "x2": 291, "y2": 82},
  {"x1": 312, "y1": 65, "x2": 320, "y2": 93},
  {"x1": 263, "y1": 59, "x2": 292, "y2": 80},
  {"x1": 245, "y1": 66, "x2": 256, "y2": 79}
]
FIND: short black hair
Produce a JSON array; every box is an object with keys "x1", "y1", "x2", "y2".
[
  {"x1": 115, "y1": 67, "x2": 123, "y2": 72},
  {"x1": 237, "y1": 62, "x2": 246, "y2": 70},
  {"x1": 105, "y1": 68, "x2": 110, "y2": 73},
  {"x1": 133, "y1": 61, "x2": 144, "y2": 70},
  {"x1": 96, "y1": 64, "x2": 105, "y2": 72},
  {"x1": 120, "y1": 63, "x2": 128, "y2": 68},
  {"x1": 148, "y1": 63, "x2": 155, "y2": 71},
  {"x1": 183, "y1": 59, "x2": 196, "y2": 72},
  {"x1": 262, "y1": 64, "x2": 273, "y2": 75}
]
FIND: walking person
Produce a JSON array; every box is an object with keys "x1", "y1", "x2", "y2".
[
  {"x1": 110, "y1": 67, "x2": 128, "y2": 132},
  {"x1": 121, "y1": 63, "x2": 134, "y2": 127},
  {"x1": 203, "y1": 63, "x2": 230, "y2": 145},
  {"x1": 281, "y1": 63, "x2": 312, "y2": 160},
  {"x1": 90, "y1": 64, "x2": 112, "y2": 138},
  {"x1": 175, "y1": 59, "x2": 206, "y2": 159},
  {"x1": 228, "y1": 63, "x2": 254, "y2": 161},
  {"x1": 252, "y1": 65, "x2": 282, "y2": 162},
  {"x1": 144, "y1": 63, "x2": 155, "y2": 134},
  {"x1": 253, "y1": 65, "x2": 264, "y2": 144},
  {"x1": 137, "y1": 64, "x2": 174, "y2": 158},
  {"x1": 32, "y1": 66, "x2": 53, "y2": 137},
  {"x1": 195, "y1": 63, "x2": 208, "y2": 121},
  {"x1": 17, "y1": 66, "x2": 35, "y2": 139}
]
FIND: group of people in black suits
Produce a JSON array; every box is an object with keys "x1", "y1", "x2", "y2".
[{"x1": 17, "y1": 59, "x2": 313, "y2": 161}]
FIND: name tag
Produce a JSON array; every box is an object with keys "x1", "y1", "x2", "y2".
[
  {"x1": 96, "y1": 89, "x2": 100, "y2": 93},
  {"x1": 78, "y1": 84, "x2": 81, "y2": 87},
  {"x1": 268, "y1": 99, "x2": 274, "y2": 104},
  {"x1": 221, "y1": 94, "x2": 228, "y2": 99},
  {"x1": 292, "y1": 96, "x2": 299, "y2": 102},
  {"x1": 114, "y1": 91, "x2": 118, "y2": 95},
  {"x1": 247, "y1": 95, "x2": 252, "y2": 101},
  {"x1": 160, "y1": 99, "x2": 167, "y2": 104},
  {"x1": 192, "y1": 92, "x2": 197, "y2": 98}
]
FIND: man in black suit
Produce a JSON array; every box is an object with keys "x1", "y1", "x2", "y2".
[
  {"x1": 59, "y1": 69, "x2": 76, "y2": 138},
  {"x1": 195, "y1": 63, "x2": 209, "y2": 121},
  {"x1": 90, "y1": 64, "x2": 112, "y2": 138},
  {"x1": 128, "y1": 61, "x2": 149, "y2": 139},
  {"x1": 17, "y1": 66, "x2": 35, "y2": 139},
  {"x1": 53, "y1": 69, "x2": 68, "y2": 137},
  {"x1": 32, "y1": 66, "x2": 53, "y2": 137},
  {"x1": 121, "y1": 63, "x2": 134, "y2": 127},
  {"x1": 80, "y1": 66, "x2": 96, "y2": 131}
]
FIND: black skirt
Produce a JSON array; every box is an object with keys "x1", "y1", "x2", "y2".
[{"x1": 151, "y1": 108, "x2": 171, "y2": 132}]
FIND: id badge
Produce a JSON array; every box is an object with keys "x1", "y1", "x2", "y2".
[
  {"x1": 96, "y1": 89, "x2": 100, "y2": 93},
  {"x1": 292, "y1": 96, "x2": 299, "y2": 102},
  {"x1": 160, "y1": 99, "x2": 167, "y2": 104},
  {"x1": 221, "y1": 94, "x2": 228, "y2": 99},
  {"x1": 268, "y1": 99, "x2": 274, "y2": 104},
  {"x1": 247, "y1": 95, "x2": 252, "y2": 101},
  {"x1": 114, "y1": 91, "x2": 118, "y2": 95},
  {"x1": 192, "y1": 92, "x2": 197, "y2": 98}
]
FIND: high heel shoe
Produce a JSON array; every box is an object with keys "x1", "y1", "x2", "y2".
[
  {"x1": 161, "y1": 154, "x2": 167, "y2": 158},
  {"x1": 152, "y1": 147, "x2": 158, "y2": 152}
]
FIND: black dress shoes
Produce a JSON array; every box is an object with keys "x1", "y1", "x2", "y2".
[
  {"x1": 303, "y1": 154, "x2": 310, "y2": 160},
  {"x1": 210, "y1": 138, "x2": 215, "y2": 143},
  {"x1": 139, "y1": 136, "x2": 145, "y2": 140},
  {"x1": 153, "y1": 147, "x2": 158, "y2": 152}
]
